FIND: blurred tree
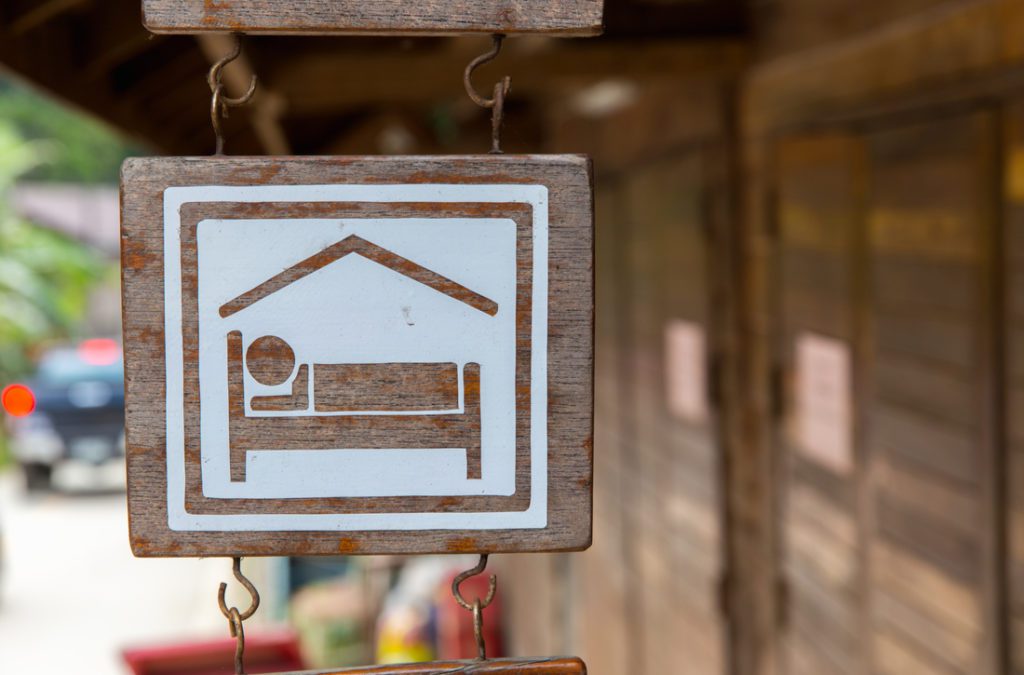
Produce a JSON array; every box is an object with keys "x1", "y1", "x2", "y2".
[
  {"x1": 0, "y1": 122, "x2": 108, "y2": 384},
  {"x1": 0, "y1": 77, "x2": 139, "y2": 184}
]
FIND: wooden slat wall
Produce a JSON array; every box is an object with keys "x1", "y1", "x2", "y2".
[
  {"x1": 747, "y1": 3, "x2": 1024, "y2": 673},
  {"x1": 497, "y1": 155, "x2": 726, "y2": 673},
  {"x1": 1005, "y1": 101, "x2": 1024, "y2": 675},
  {"x1": 501, "y1": 153, "x2": 726, "y2": 674},
  {"x1": 499, "y1": 84, "x2": 729, "y2": 675},
  {"x1": 515, "y1": 157, "x2": 723, "y2": 672},
  {"x1": 776, "y1": 134, "x2": 867, "y2": 675},
  {"x1": 864, "y1": 112, "x2": 999, "y2": 675},
  {"x1": 570, "y1": 181, "x2": 631, "y2": 673},
  {"x1": 499, "y1": 184, "x2": 623, "y2": 667},
  {"x1": 774, "y1": 111, "x2": 1007, "y2": 675},
  {"x1": 754, "y1": 0, "x2": 964, "y2": 58},
  {"x1": 620, "y1": 154, "x2": 724, "y2": 675}
]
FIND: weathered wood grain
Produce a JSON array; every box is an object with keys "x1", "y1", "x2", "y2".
[
  {"x1": 313, "y1": 362, "x2": 461, "y2": 412},
  {"x1": 120, "y1": 154, "x2": 594, "y2": 557},
  {"x1": 141, "y1": 0, "x2": 604, "y2": 36}
]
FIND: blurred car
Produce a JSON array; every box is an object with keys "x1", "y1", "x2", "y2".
[{"x1": 2, "y1": 338, "x2": 125, "y2": 491}]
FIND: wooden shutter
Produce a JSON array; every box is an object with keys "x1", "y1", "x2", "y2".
[
  {"x1": 620, "y1": 155, "x2": 725, "y2": 675},
  {"x1": 1004, "y1": 100, "x2": 1024, "y2": 673},
  {"x1": 775, "y1": 133, "x2": 868, "y2": 675},
  {"x1": 864, "y1": 111, "x2": 1000, "y2": 675},
  {"x1": 573, "y1": 182, "x2": 632, "y2": 673}
]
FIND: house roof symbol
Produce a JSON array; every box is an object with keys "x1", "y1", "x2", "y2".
[{"x1": 218, "y1": 234, "x2": 499, "y2": 318}]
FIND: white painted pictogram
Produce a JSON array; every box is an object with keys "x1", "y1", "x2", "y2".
[{"x1": 162, "y1": 184, "x2": 549, "y2": 531}]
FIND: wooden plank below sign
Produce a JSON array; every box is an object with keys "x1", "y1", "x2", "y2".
[
  {"x1": 120, "y1": 154, "x2": 594, "y2": 557},
  {"x1": 142, "y1": 0, "x2": 604, "y2": 36},
  {"x1": 292, "y1": 657, "x2": 587, "y2": 674}
]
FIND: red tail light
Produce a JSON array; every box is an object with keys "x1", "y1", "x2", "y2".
[
  {"x1": 2, "y1": 383, "x2": 35, "y2": 417},
  {"x1": 79, "y1": 338, "x2": 120, "y2": 366}
]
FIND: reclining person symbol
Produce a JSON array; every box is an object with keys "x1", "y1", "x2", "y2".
[{"x1": 218, "y1": 235, "x2": 498, "y2": 484}]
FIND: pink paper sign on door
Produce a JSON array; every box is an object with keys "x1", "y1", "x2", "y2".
[
  {"x1": 664, "y1": 319, "x2": 709, "y2": 424},
  {"x1": 794, "y1": 332, "x2": 853, "y2": 474}
]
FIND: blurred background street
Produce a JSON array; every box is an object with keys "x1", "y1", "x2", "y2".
[
  {"x1": 5, "y1": 1, "x2": 1024, "y2": 674},
  {"x1": 0, "y1": 472, "x2": 233, "y2": 674}
]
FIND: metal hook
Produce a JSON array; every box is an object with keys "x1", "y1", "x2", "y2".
[
  {"x1": 463, "y1": 35, "x2": 510, "y2": 109},
  {"x1": 218, "y1": 557, "x2": 260, "y2": 674},
  {"x1": 218, "y1": 557, "x2": 260, "y2": 621},
  {"x1": 208, "y1": 33, "x2": 258, "y2": 155},
  {"x1": 226, "y1": 608, "x2": 245, "y2": 674},
  {"x1": 452, "y1": 553, "x2": 497, "y2": 610},
  {"x1": 451, "y1": 554, "x2": 497, "y2": 660},
  {"x1": 463, "y1": 35, "x2": 511, "y2": 154}
]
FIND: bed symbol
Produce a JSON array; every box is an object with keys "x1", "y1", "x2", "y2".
[{"x1": 216, "y1": 234, "x2": 500, "y2": 484}]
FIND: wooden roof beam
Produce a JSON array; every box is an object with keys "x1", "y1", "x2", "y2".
[
  {"x1": 8, "y1": 0, "x2": 90, "y2": 36},
  {"x1": 259, "y1": 38, "x2": 748, "y2": 114},
  {"x1": 81, "y1": 4, "x2": 162, "y2": 81}
]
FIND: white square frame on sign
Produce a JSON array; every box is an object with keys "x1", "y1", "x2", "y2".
[{"x1": 163, "y1": 183, "x2": 549, "y2": 532}]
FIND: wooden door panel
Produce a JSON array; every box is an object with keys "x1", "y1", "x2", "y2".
[
  {"x1": 775, "y1": 133, "x2": 867, "y2": 675},
  {"x1": 872, "y1": 354, "x2": 976, "y2": 427},
  {"x1": 873, "y1": 313, "x2": 975, "y2": 370},
  {"x1": 775, "y1": 108, "x2": 1004, "y2": 675},
  {"x1": 865, "y1": 111, "x2": 999, "y2": 675},
  {"x1": 621, "y1": 155, "x2": 724, "y2": 675},
  {"x1": 869, "y1": 405, "x2": 981, "y2": 487},
  {"x1": 1005, "y1": 99, "x2": 1024, "y2": 675},
  {"x1": 572, "y1": 183, "x2": 630, "y2": 675}
]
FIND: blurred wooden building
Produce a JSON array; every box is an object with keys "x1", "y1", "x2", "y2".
[{"x1": 5, "y1": 0, "x2": 1024, "y2": 673}]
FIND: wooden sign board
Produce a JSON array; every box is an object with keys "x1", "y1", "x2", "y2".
[
  {"x1": 120, "y1": 154, "x2": 593, "y2": 557},
  {"x1": 297, "y1": 657, "x2": 586, "y2": 674},
  {"x1": 142, "y1": 1, "x2": 604, "y2": 36}
]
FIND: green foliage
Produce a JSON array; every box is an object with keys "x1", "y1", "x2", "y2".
[
  {"x1": 0, "y1": 123, "x2": 107, "y2": 384},
  {"x1": 0, "y1": 82, "x2": 118, "y2": 465},
  {"x1": 0, "y1": 77, "x2": 139, "y2": 184}
]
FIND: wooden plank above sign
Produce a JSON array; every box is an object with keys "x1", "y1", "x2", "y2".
[
  {"x1": 142, "y1": 0, "x2": 605, "y2": 36},
  {"x1": 120, "y1": 154, "x2": 594, "y2": 557}
]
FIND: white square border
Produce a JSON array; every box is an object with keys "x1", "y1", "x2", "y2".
[{"x1": 162, "y1": 184, "x2": 548, "y2": 531}]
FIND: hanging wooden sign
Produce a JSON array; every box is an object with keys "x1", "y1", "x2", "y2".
[
  {"x1": 141, "y1": 0, "x2": 604, "y2": 36},
  {"x1": 120, "y1": 154, "x2": 594, "y2": 557}
]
